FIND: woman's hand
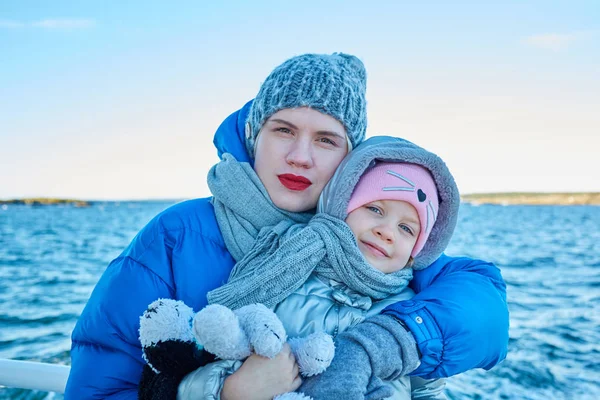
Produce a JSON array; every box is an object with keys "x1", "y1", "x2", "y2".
[{"x1": 221, "y1": 343, "x2": 302, "y2": 400}]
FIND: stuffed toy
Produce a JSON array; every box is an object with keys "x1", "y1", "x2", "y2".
[
  {"x1": 138, "y1": 299, "x2": 335, "y2": 400},
  {"x1": 138, "y1": 299, "x2": 216, "y2": 400}
]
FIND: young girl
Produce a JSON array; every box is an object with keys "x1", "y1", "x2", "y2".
[{"x1": 177, "y1": 135, "x2": 460, "y2": 400}]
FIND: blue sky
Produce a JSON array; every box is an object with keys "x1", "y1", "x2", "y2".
[{"x1": 1, "y1": 1, "x2": 598, "y2": 200}]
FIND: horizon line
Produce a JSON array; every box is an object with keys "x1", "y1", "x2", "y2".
[{"x1": 2, "y1": 191, "x2": 600, "y2": 203}]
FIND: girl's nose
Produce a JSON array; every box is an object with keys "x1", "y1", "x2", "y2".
[{"x1": 373, "y1": 224, "x2": 394, "y2": 244}]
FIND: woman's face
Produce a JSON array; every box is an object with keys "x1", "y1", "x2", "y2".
[{"x1": 254, "y1": 107, "x2": 349, "y2": 212}]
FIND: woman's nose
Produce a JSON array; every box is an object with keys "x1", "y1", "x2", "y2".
[{"x1": 285, "y1": 138, "x2": 314, "y2": 168}]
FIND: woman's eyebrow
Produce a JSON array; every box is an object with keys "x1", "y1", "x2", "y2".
[
  {"x1": 268, "y1": 118, "x2": 345, "y2": 141},
  {"x1": 316, "y1": 130, "x2": 346, "y2": 141},
  {"x1": 269, "y1": 118, "x2": 298, "y2": 129}
]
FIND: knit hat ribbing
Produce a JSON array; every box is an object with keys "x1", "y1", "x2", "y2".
[
  {"x1": 347, "y1": 163, "x2": 440, "y2": 258},
  {"x1": 245, "y1": 53, "x2": 367, "y2": 157}
]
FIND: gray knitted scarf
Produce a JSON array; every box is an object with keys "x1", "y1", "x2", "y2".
[
  {"x1": 206, "y1": 154, "x2": 412, "y2": 309},
  {"x1": 207, "y1": 153, "x2": 312, "y2": 262}
]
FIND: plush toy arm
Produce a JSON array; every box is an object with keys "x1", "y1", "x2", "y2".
[
  {"x1": 289, "y1": 332, "x2": 334, "y2": 377},
  {"x1": 194, "y1": 303, "x2": 287, "y2": 361},
  {"x1": 192, "y1": 303, "x2": 320, "y2": 400},
  {"x1": 193, "y1": 304, "x2": 252, "y2": 360},
  {"x1": 235, "y1": 303, "x2": 287, "y2": 358}
]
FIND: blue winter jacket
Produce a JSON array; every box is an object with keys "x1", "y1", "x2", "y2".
[{"x1": 65, "y1": 100, "x2": 509, "y2": 399}]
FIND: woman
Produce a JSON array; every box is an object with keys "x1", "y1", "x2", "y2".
[{"x1": 65, "y1": 53, "x2": 508, "y2": 399}]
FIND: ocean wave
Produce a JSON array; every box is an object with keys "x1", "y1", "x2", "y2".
[{"x1": 2, "y1": 202, "x2": 600, "y2": 399}]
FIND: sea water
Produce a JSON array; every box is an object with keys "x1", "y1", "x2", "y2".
[{"x1": 1, "y1": 202, "x2": 599, "y2": 399}]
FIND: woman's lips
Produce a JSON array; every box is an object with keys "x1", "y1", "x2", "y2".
[
  {"x1": 278, "y1": 174, "x2": 312, "y2": 191},
  {"x1": 361, "y1": 241, "x2": 389, "y2": 258}
]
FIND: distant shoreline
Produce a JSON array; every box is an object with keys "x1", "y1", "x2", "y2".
[
  {"x1": 0, "y1": 198, "x2": 92, "y2": 207},
  {"x1": 461, "y1": 192, "x2": 600, "y2": 206},
  {"x1": 2, "y1": 194, "x2": 600, "y2": 207}
]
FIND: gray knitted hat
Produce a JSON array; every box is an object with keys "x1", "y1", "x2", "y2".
[{"x1": 245, "y1": 53, "x2": 367, "y2": 158}]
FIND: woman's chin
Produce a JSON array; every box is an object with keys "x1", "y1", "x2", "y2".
[{"x1": 272, "y1": 196, "x2": 317, "y2": 213}]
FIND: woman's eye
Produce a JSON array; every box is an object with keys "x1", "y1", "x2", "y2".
[
  {"x1": 318, "y1": 137, "x2": 337, "y2": 146},
  {"x1": 399, "y1": 224, "x2": 414, "y2": 235},
  {"x1": 277, "y1": 127, "x2": 293, "y2": 134},
  {"x1": 366, "y1": 206, "x2": 382, "y2": 215}
]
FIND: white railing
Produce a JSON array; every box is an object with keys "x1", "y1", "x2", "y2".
[{"x1": 0, "y1": 358, "x2": 70, "y2": 394}]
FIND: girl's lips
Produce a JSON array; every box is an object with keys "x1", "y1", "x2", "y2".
[
  {"x1": 361, "y1": 241, "x2": 389, "y2": 258},
  {"x1": 278, "y1": 174, "x2": 312, "y2": 191}
]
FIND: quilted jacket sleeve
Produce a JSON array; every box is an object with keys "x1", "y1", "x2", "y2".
[
  {"x1": 177, "y1": 360, "x2": 241, "y2": 400},
  {"x1": 410, "y1": 376, "x2": 447, "y2": 399},
  {"x1": 383, "y1": 254, "x2": 509, "y2": 379},
  {"x1": 65, "y1": 254, "x2": 173, "y2": 399},
  {"x1": 65, "y1": 200, "x2": 234, "y2": 399}
]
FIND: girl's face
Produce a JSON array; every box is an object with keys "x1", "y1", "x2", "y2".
[
  {"x1": 254, "y1": 107, "x2": 349, "y2": 212},
  {"x1": 345, "y1": 200, "x2": 421, "y2": 273}
]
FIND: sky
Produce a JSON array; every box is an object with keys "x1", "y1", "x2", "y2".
[{"x1": 1, "y1": 1, "x2": 599, "y2": 200}]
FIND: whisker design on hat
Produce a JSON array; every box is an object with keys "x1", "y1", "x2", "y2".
[
  {"x1": 424, "y1": 201, "x2": 439, "y2": 234},
  {"x1": 428, "y1": 201, "x2": 437, "y2": 222},
  {"x1": 383, "y1": 187, "x2": 415, "y2": 192},
  {"x1": 383, "y1": 170, "x2": 416, "y2": 192},
  {"x1": 425, "y1": 204, "x2": 430, "y2": 234},
  {"x1": 386, "y1": 170, "x2": 415, "y2": 187}
]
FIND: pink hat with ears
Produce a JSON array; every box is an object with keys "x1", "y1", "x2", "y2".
[{"x1": 347, "y1": 162, "x2": 440, "y2": 257}]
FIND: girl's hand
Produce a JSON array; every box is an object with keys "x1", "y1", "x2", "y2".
[{"x1": 221, "y1": 343, "x2": 301, "y2": 400}]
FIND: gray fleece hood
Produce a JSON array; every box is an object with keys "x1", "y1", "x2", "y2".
[{"x1": 318, "y1": 136, "x2": 460, "y2": 270}]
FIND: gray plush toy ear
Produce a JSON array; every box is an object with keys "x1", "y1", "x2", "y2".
[
  {"x1": 235, "y1": 303, "x2": 287, "y2": 358},
  {"x1": 193, "y1": 304, "x2": 252, "y2": 360},
  {"x1": 289, "y1": 332, "x2": 335, "y2": 377}
]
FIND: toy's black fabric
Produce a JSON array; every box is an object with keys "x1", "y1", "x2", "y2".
[{"x1": 138, "y1": 321, "x2": 216, "y2": 399}]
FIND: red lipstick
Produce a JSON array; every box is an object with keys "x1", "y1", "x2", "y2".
[{"x1": 278, "y1": 174, "x2": 312, "y2": 191}]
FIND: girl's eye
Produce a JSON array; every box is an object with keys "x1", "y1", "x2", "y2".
[
  {"x1": 366, "y1": 206, "x2": 382, "y2": 215},
  {"x1": 399, "y1": 224, "x2": 414, "y2": 235}
]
